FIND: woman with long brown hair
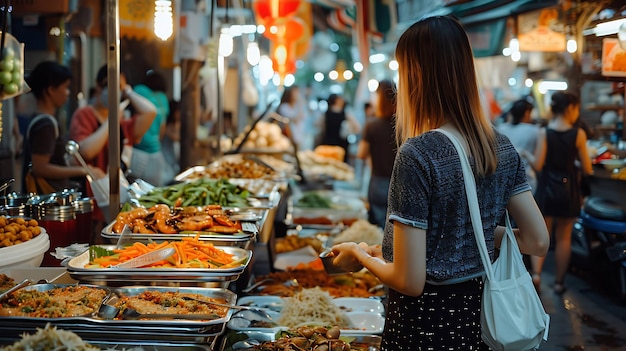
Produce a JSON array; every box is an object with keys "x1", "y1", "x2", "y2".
[{"x1": 329, "y1": 16, "x2": 549, "y2": 349}]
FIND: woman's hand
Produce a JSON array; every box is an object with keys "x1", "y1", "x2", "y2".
[{"x1": 331, "y1": 242, "x2": 370, "y2": 272}]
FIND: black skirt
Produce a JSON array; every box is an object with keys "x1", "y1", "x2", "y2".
[
  {"x1": 534, "y1": 170, "x2": 581, "y2": 218},
  {"x1": 381, "y1": 278, "x2": 490, "y2": 351}
]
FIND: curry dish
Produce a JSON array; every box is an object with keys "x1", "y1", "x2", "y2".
[{"x1": 0, "y1": 285, "x2": 108, "y2": 318}]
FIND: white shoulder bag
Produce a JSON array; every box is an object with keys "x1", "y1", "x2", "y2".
[{"x1": 436, "y1": 129, "x2": 550, "y2": 351}]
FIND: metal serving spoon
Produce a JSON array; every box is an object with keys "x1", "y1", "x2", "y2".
[{"x1": 66, "y1": 140, "x2": 108, "y2": 198}]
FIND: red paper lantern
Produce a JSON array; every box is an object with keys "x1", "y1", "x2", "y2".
[
  {"x1": 262, "y1": 17, "x2": 305, "y2": 43},
  {"x1": 254, "y1": 0, "x2": 300, "y2": 21},
  {"x1": 271, "y1": 42, "x2": 296, "y2": 74}
]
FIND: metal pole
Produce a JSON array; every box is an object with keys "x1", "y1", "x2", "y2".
[{"x1": 106, "y1": 0, "x2": 121, "y2": 220}]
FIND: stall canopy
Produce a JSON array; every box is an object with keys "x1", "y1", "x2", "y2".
[
  {"x1": 443, "y1": 0, "x2": 560, "y2": 57},
  {"x1": 446, "y1": 0, "x2": 559, "y2": 25}
]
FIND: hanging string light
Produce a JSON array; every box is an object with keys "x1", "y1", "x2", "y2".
[{"x1": 154, "y1": 0, "x2": 173, "y2": 41}]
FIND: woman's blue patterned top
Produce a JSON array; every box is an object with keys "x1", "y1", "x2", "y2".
[{"x1": 382, "y1": 130, "x2": 530, "y2": 284}]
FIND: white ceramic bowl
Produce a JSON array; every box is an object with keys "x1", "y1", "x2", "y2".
[
  {"x1": 0, "y1": 230, "x2": 50, "y2": 269},
  {"x1": 601, "y1": 159, "x2": 624, "y2": 171}
]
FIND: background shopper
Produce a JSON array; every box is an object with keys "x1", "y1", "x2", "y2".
[
  {"x1": 357, "y1": 79, "x2": 397, "y2": 228},
  {"x1": 129, "y1": 70, "x2": 174, "y2": 186},
  {"x1": 22, "y1": 61, "x2": 101, "y2": 193},
  {"x1": 319, "y1": 94, "x2": 360, "y2": 162},
  {"x1": 69, "y1": 64, "x2": 156, "y2": 175},
  {"x1": 497, "y1": 99, "x2": 539, "y2": 192},
  {"x1": 529, "y1": 91, "x2": 593, "y2": 294}
]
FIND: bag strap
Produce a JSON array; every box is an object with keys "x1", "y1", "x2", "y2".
[
  {"x1": 26, "y1": 114, "x2": 59, "y2": 140},
  {"x1": 435, "y1": 128, "x2": 518, "y2": 281}
]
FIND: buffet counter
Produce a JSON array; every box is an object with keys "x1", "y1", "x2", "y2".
[{"x1": 0, "y1": 149, "x2": 384, "y2": 350}]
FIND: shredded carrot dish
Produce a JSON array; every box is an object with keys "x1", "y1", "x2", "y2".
[{"x1": 87, "y1": 235, "x2": 243, "y2": 269}]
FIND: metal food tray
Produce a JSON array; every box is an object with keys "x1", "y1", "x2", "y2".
[
  {"x1": 81, "y1": 340, "x2": 216, "y2": 350},
  {"x1": 0, "y1": 337, "x2": 217, "y2": 350},
  {"x1": 175, "y1": 165, "x2": 278, "y2": 183},
  {"x1": 0, "y1": 324, "x2": 219, "y2": 343},
  {"x1": 220, "y1": 331, "x2": 382, "y2": 350},
  {"x1": 100, "y1": 222, "x2": 257, "y2": 247},
  {"x1": 285, "y1": 191, "x2": 367, "y2": 228},
  {"x1": 106, "y1": 286, "x2": 237, "y2": 327},
  {"x1": 66, "y1": 246, "x2": 252, "y2": 283},
  {"x1": 0, "y1": 283, "x2": 111, "y2": 322},
  {"x1": 0, "y1": 285, "x2": 237, "y2": 338}
]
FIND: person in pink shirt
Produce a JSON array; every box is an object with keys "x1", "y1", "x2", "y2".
[
  {"x1": 69, "y1": 65, "x2": 155, "y2": 237},
  {"x1": 69, "y1": 65, "x2": 156, "y2": 173}
]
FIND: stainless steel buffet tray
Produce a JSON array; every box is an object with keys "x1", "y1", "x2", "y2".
[
  {"x1": 0, "y1": 338, "x2": 217, "y2": 350},
  {"x1": 0, "y1": 285, "x2": 238, "y2": 339},
  {"x1": 66, "y1": 246, "x2": 252, "y2": 283},
  {"x1": 100, "y1": 221, "x2": 258, "y2": 247}
]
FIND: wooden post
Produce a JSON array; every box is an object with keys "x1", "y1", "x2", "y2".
[
  {"x1": 179, "y1": 59, "x2": 203, "y2": 170},
  {"x1": 106, "y1": 0, "x2": 121, "y2": 220}
]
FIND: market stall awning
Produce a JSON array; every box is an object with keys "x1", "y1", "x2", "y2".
[
  {"x1": 446, "y1": 0, "x2": 559, "y2": 25},
  {"x1": 443, "y1": 0, "x2": 560, "y2": 57}
]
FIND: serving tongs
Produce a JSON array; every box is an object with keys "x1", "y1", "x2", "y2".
[
  {"x1": 0, "y1": 279, "x2": 31, "y2": 301},
  {"x1": 110, "y1": 247, "x2": 176, "y2": 269},
  {"x1": 97, "y1": 294, "x2": 273, "y2": 321},
  {"x1": 0, "y1": 178, "x2": 14, "y2": 194},
  {"x1": 179, "y1": 296, "x2": 275, "y2": 320}
]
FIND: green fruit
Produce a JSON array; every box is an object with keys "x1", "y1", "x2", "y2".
[
  {"x1": 11, "y1": 59, "x2": 21, "y2": 73},
  {"x1": 3, "y1": 82, "x2": 18, "y2": 95},
  {"x1": 0, "y1": 71, "x2": 11, "y2": 85},
  {"x1": 11, "y1": 71, "x2": 20, "y2": 84},
  {"x1": 2, "y1": 47, "x2": 14, "y2": 60},
  {"x1": 0, "y1": 59, "x2": 14, "y2": 72}
]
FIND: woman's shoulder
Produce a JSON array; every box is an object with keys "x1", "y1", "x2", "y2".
[
  {"x1": 399, "y1": 131, "x2": 453, "y2": 160},
  {"x1": 28, "y1": 114, "x2": 57, "y2": 134}
]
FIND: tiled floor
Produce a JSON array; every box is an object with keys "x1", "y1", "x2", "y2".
[{"x1": 536, "y1": 252, "x2": 626, "y2": 350}]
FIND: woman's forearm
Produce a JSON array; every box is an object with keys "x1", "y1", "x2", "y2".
[
  {"x1": 126, "y1": 87, "x2": 157, "y2": 141},
  {"x1": 79, "y1": 121, "x2": 109, "y2": 160},
  {"x1": 32, "y1": 162, "x2": 86, "y2": 179}
]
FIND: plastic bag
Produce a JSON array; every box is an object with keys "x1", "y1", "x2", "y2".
[{"x1": 0, "y1": 31, "x2": 30, "y2": 100}]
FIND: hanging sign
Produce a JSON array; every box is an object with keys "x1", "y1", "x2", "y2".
[
  {"x1": 176, "y1": 0, "x2": 211, "y2": 62},
  {"x1": 602, "y1": 38, "x2": 626, "y2": 77},
  {"x1": 119, "y1": 0, "x2": 154, "y2": 40},
  {"x1": 518, "y1": 7, "x2": 566, "y2": 52}
]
